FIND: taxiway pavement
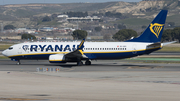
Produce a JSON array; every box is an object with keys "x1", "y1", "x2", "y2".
[
  {"x1": 0, "y1": 60, "x2": 180, "y2": 101},
  {"x1": 0, "y1": 59, "x2": 180, "y2": 72}
]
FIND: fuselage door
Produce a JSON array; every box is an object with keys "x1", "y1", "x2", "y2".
[
  {"x1": 18, "y1": 46, "x2": 22, "y2": 54},
  {"x1": 132, "y1": 44, "x2": 137, "y2": 54}
]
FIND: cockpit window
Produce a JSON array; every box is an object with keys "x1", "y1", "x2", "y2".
[{"x1": 8, "y1": 47, "x2": 13, "y2": 50}]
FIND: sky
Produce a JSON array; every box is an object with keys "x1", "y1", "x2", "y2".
[{"x1": 0, "y1": 0, "x2": 142, "y2": 5}]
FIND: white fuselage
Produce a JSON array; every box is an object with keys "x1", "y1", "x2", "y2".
[{"x1": 2, "y1": 41, "x2": 159, "y2": 60}]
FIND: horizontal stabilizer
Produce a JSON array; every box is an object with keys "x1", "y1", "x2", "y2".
[
  {"x1": 147, "y1": 41, "x2": 176, "y2": 48},
  {"x1": 162, "y1": 41, "x2": 177, "y2": 46}
]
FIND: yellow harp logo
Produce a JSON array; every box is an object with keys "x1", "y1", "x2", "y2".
[{"x1": 149, "y1": 23, "x2": 164, "y2": 38}]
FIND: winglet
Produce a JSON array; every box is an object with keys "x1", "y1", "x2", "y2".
[{"x1": 78, "y1": 38, "x2": 85, "y2": 50}]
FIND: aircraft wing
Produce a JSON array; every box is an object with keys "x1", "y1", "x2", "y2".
[
  {"x1": 49, "y1": 39, "x2": 88, "y2": 63},
  {"x1": 65, "y1": 39, "x2": 88, "y2": 59}
]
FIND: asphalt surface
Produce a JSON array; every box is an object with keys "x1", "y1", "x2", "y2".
[
  {"x1": 0, "y1": 59, "x2": 180, "y2": 101},
  {"x1": 0, "y1": 59, "x2": 180, "y2": 72}
]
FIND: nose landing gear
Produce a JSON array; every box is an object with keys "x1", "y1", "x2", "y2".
[
  {"x1": 77, "y1": 60, "x2": 91, "y2": 66},
  {"x1": 16, "y1": 60, "x2": 21, "y2": 65}
]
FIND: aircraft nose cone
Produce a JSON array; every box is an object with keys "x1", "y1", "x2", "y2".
[{"x1": 2, "y1": 50, "x2": 7, "y2": 56}]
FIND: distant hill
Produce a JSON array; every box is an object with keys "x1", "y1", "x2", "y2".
[
  {"x1": 0, "y1": 0, "x2": 180, "y2": 28},
  {"x1": 101, "y1": 0, "x2": 180, "y2": 17},
  {"x1": 0, "y1": 2, "x2": 117, "y2": 21},
  {"x1": 0, "y1": 0, "x2": 180, "y2": 20}
]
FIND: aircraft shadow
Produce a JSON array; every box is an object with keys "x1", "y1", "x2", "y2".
[{"x1": 44, "y1": 63, "x2": 155, "y2": 69}]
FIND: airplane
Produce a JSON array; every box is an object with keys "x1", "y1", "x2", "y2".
[{"x1": 2, "y1": 10, "x2": 176, "y2": 65}]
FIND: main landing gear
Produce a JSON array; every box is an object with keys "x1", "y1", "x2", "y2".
[
  {"x1": 77, "y1": 60, "x2": 91, "y2": 66},
  {"x1": 77, "y1": 61, "x2": 83, "y2": 66},
  {"x1": 85, "y1": 60, "x2": 91, "y2": 65}
]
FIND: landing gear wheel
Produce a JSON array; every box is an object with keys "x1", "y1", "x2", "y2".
[
  {"x1": 77, "y1": 61, "x2": 83, "y2": 66},
  {"x1": 85, "y1": 60, "x2": 91, "y2": 65},
  {"x1": 17, "y1": 60, "x2": 21, "y2": 65}
]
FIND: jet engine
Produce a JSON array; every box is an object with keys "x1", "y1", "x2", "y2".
[{"x1": 49, "y1": 54, "x2": 66, "y2": 63}]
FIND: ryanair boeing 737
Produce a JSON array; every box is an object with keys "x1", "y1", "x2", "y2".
[{"x1": 2, "y1": 10, "x2": 175, "y2": 65}]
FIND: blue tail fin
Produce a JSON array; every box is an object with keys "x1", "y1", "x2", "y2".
[{"x1": 126, "y1": 10, "x2": 168, "y2": 43}]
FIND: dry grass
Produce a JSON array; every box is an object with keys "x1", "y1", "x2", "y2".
[
  {"x1": 158, "y1": 46, "x2": 180, "y2": 52},
  {"x1": 0, "y1": 45, "x2": 12, "y2": 50}
]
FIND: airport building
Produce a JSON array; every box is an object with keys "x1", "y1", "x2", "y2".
[{"x1": 66, "y1": 16, "x2": 101, "y2": 22}]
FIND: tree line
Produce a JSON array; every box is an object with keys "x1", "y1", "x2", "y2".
[
  {"x1": 71, "y1": 27, "x2": 180, "y2": 42},
  {"x1": 162, "y1": 27, "x2": 180, "y2": 42},
  {"x1": 105, "y1": 11, "x2": 122, "y2": 18},
  {"x1": 65, "y1": 11, "x2": 88, "y2": 17},
  {"x1": 3, "y1": 24, "x2": 180, "y2": 42}
]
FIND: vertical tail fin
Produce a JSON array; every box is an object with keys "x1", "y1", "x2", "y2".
[{"x1": 126, "y1": 10, "x2": 168, "y2": 43}]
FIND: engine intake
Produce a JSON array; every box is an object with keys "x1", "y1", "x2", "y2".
[{"x1": 49, "y1": 54, "x2": 66, "y2": 63}]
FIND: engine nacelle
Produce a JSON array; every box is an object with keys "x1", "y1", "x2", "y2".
[{"x1": 49, "y1": 54, "x2": 66, "y2": 63}]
